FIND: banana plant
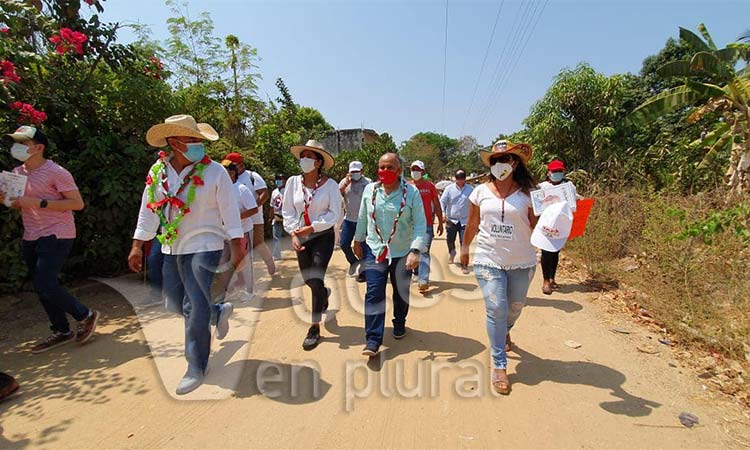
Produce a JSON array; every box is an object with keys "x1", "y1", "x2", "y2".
[{"x1": 630, "y1": 24, "x2": 750, "y2": 192}]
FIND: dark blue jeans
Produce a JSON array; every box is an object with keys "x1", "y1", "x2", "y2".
[
  {"x1": 22, "y1": 236, "x2": 90, "y2": 334},
  {"x1": 339, "y1": 219, "x2": 359, "y2": 267},
  {"x1": 162, "y1": 250, "x2": 222, "y2": 376},
  {"x1": 147, "y1": 239, "x2": 164, "y2": 302},
  {"x1": 363, "y1": 246, "x2": 411, "y2": 347},
  {"x1": 445, "y1": 220, "x2": 466, "y2": 259}
]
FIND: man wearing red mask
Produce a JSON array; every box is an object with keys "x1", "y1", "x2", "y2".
[{"x1": 353, "y1": 153, "x2": 426, "y2": 357}]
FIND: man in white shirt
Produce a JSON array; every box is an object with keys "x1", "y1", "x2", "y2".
[
  {"x1": 339, "y1": 161, "x2": 371, "y2": 282},
  {"x1": 128, "y1": 115, "x2": 245, "y2": 395},
  {"x1": 440, "y1": 169, "x2": 474, "y2": 273},
  {"x1": 224, "y1": 152, "x2": 276, "y2": 276}
]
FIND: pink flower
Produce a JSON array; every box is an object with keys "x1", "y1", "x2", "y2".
[
  {"x1": 1, "y1": 60, "x2": 21, "y2": 84},
  {"x1": 8, "y1": 102, "x2": 47, "y2": 125},
  {"x1": 0, "y1": 27, "x2": 9, "y2": 34},
  {"x1": 49, "y1": 28, "x2": 88, "y2": 55}
]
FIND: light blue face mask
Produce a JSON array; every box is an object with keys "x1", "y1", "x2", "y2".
[
  {"x1": 183, "y1": 142, "x2": 206, "y2": 163},
  {"x1": 550, "y1": 172, "x2": 564, "y2": 183}
]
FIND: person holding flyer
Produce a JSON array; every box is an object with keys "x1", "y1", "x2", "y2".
[
  {"x1": 1, "y1": 126, "x2": 99, "y2": 354},
  {"x1": 537, "y1": 159, "x2": 577, "y2": 295}
]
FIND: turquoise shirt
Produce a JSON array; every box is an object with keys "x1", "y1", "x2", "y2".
[{"x1": 354, "y1": 179, "x2": 427, "y2": 260}]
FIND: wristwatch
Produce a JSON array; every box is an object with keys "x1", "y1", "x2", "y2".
[{"x1": 39, "y1": 199, "x2": 48, "y2": 209}]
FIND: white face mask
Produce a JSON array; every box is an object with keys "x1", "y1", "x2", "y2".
[
  {"x1": 351, "y1": 172, "x2": 362, "y2": 181},
  {"x1": 550, "y1": 172, "x2": 564, "y2": 183},
  {"x1": 491, "y1": 162, "x2": 513, "y2": 181},
  {"x1": 411, "y1": 171, "x2": 423, "y2": 180},
  {"x1": 299, "y1": 157, "x2": 317, "y2": 174},
  {"x1": 10, "y1": 142, "x2": 31, "y2": 162}
]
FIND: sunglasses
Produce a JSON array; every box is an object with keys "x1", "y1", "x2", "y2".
[
  {"x1": 490, "y1": 154, "x2": 514, "y2": 164},
  {"x1": 455, "y1": 174, "x2": 466, "y2": 180}
]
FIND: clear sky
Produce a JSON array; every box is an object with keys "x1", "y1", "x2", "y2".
[{"x1": 100, "y1": 0, "x2": 750, "y2": 146}]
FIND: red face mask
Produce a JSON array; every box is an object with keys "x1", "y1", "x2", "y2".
[{"x1": 378, "y1": 169, "x2": 399, "y2": 185}]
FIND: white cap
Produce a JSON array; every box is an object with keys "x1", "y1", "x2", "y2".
[
  {"x1": 411, "y1": 160, "x2": 425, "y2": 170},
  {"x1": 349, "y1": 161, "x2": 363, "y2": 172},
  {"x1": 531, "y1": 201, "x2": 573, "y2": 252}
]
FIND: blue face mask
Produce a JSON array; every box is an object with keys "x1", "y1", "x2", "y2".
[
  {"x1": 275, "y1": 180, "x2": 283, "y2": 187},
  {"x1": 550, "y1": 172, "x2": 564, "y2": 183},
  {"x1": 183, "y1": 142, "x2": 206, "y2": 163}
]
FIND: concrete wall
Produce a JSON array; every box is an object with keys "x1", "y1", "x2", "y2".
[{"x1": 320, "y1": 129, "x2": 379, "y2": 156}]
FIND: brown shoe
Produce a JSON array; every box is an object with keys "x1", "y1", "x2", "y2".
[
  {"x1": 76, "y1": 309, "x2": 100, "y2": 344},
  {"x1": 0, "y1": 373, "x2": 19, "y2": 402},
  {"x1": 542, "y1": 279, "x2": 553, "y2": 295},
  {"x1": 418, "y1": 283, "x2": 429, "y2": 294},
  {"x1": 31, "y1": 331, "x2": 75, "y2": 354}
]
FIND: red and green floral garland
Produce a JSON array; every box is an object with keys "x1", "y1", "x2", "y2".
[{"x1": 145, "y1": 151, "x2": 210, "y2": 245}]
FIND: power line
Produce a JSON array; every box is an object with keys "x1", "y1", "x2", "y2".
[
  {"x1": 470, "y1": 0, "x2": 537, "y2": 134},
  {"x1": 460, "y1": 0, "x2": 505, "y2": 136},
  {"x1": 478, "y1": 0, "x2": 549, "y2": 132},
  {"x1": 441, "y1": 0, "x2": 449, "y2": 134}
]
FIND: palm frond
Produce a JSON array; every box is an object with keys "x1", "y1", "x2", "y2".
[
  {"x1": 697, "y1": 23, "x2": 718, "y2": 50},
  {"x1": 680, "y1": 27, "x2": 710, "y2": 52}
]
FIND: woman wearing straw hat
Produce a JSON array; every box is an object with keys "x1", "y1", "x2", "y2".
[
  {"x1": 129, "y1": 114, "x2": 245, "y2": 395},
  {"x1": 461, "y1": 140, "x2": 538, "y2": 395},
  {"x1": 282, "y1": 140, "x2": 342, "y2": 350}
]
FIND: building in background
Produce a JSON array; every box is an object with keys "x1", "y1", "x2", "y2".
[{"x1": 319, "y1": 128, "x2": 379, "y2": 156}]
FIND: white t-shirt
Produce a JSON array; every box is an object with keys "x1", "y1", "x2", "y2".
[
  {"x1": 237, "y1": 170, "x2": 267, "y2": 225},
  {"x1": 468, "y1": 184, "x2": 536, "y2": 270},
  {"x1": 235, "y1": 181, "x2": 258, "y2": 233}
]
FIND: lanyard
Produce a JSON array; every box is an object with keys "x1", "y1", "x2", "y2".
[
  {"x1": 301, "y1": 174, "x2": 322, "y2": 226},
  {"x1": 371, "y1": 181, "x2": 408, "y2": 263}
]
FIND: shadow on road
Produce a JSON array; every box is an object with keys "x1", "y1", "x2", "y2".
[
  {"x1": 526, "y1": 296, "x2": 583, "y2": 313},
  {"x1": 508, "y1": 347, "x2": 661, "y2": 417}
]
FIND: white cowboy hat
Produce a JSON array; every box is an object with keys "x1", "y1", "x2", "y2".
[
  {"x1": 290, "y1": 139, "x2": 335, "y2": 170},
  {"x1": 146, "y1": 114, "x2": 219, "y2": 148}
]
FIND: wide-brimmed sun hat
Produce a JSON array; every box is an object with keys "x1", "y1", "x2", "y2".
[
  {"x1": 480, "y1": 140, "x2": 533, "y2": 167},
  {"x1": 290, "y1": 139, "x2": 335, "y2": 170},
  {"x1": 146, "y1": 114, "x2": 219, "y2": 148}
]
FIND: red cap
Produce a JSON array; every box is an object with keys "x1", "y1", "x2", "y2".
[
  {"x1": 547, "y1": 160, "x2": 565, "y2": 171},
  {"x1": 225, "y1": 152, "x2": 243, "y2": 164}
]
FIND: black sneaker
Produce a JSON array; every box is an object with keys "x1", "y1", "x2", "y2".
[
  {"x1": 347, "y1": 262, "x2": 357, "y2": 277},
  {"x1": 356, "y1": 273, "x2": 366, "y2": 283},
  {"x1": 393, "y1": 327, "x2": 407, "y2": 340},
  {"x1": 362, "y1": 343, "x2": 379, "y2": 357},
  {"x1": 302, "y1": 325, "x2": 321, "y2": 351},
  {"x1": 31, "y1": 331, "x2": 75, "y2": 354}
]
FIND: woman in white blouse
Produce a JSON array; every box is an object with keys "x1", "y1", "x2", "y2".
[
  {"x1": 461, "y1": 141, "x2": 538, "y2": 395},
  {"x1": 282, "y1": 140, "x2": 342, "y2": 350}
]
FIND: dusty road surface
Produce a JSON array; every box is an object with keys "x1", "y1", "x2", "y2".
[{"x1": 1, "y1": 235, "x2": 747, "y2": 449}]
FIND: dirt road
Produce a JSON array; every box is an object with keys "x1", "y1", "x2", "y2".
[{"x1": 0, "y1": 235, "x2": 746, "y2": 449}]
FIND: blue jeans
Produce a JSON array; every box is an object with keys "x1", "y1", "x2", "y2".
[
  {"x1": 146, "y1": 239, "x2": 164, "y2": 302},
  {"x1": 162, "y1": 250, "x2": 223, "y2": 375},
  {"x1": 21, "y1": 236, "x2": 90, "y2": 334},
  {"x1": 272, "y1": 221, "x2": 284, "y2": 260},
  {"x1": 445, "y1": 220, "x2": 466, "y2": 259},
  {"x1": 415, "y1": 226, "x2": 434, "y2": 284},
  {"x1": 363, "y1": 246, "x2": 411, "y2": 347},
  {"x1": 339, "y1": 219, "x2": 359, "y2": 267},
  {"x1": 474, "y1": 265, "x2": 535, "y2": 369}
]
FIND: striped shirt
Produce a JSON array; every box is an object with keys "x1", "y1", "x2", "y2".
[{"x1": 13, "y1": 160, "x2": 78, "y2": 241}]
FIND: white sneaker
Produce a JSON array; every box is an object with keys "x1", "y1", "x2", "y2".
[{"x1": 216, "y1": 303, "x2": 233, "y2": 340}]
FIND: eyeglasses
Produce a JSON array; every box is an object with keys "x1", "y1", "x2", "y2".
[
  {"x1": 490, "y1": 154, "x2": 514, "y2": 164},
  {"x1": 455, "y1": 174, "x2": 466, "y2": 180}
]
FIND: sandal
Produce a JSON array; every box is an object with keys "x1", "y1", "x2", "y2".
[
  {"x1": 505, "y1": 334, "x2": 513, "y2": 352},
  {"x1": 492, "y1": 370, "x2": 511, "y2": 395},
  {"x1": 551, "y1": 280, "x2": 560, "y2": 290}
]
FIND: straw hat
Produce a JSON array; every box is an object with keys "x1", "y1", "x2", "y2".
[
  {"x1": 480, "y1": 140, "x2": 533, "y2": 167},
  {"x1": 146, "y1": 114, "x2": 219, "y2": 148},
  {"x1": 290, "y1": 139, "x2": 335, "y2": 170}
]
